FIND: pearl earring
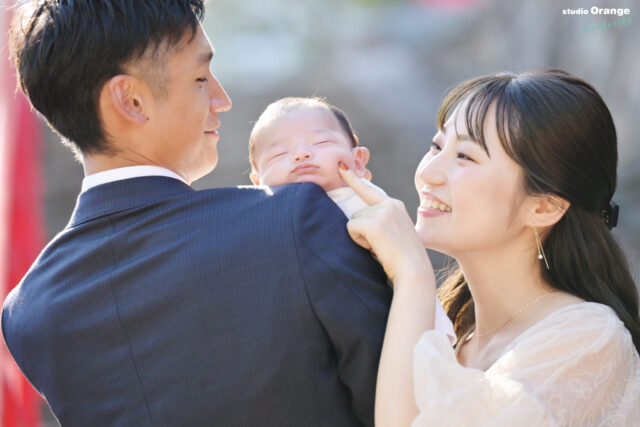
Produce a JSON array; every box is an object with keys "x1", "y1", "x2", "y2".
[{"x1": 534, "y1": 228, "x2": 550, "y2": 270}]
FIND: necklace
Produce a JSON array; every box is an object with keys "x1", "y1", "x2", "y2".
[{"x1": 471, "y1": 291, "x2": 554, "y2": 339}]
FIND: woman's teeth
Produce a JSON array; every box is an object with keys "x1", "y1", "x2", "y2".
[{"x1": 421, "y1": 198, "x2": 451, "y2": 212}]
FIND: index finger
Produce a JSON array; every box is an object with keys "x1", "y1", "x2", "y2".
[{"x1": 338, "y1": 162, "x2": 389, "y2": 206}]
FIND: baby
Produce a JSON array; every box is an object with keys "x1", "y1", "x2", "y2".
[
  {"x1": 249, "y1": 97, "x2": 455, "y2": 340},
  {"x1": 249, "y1": 97, "x2": 374, "y2": 218}
]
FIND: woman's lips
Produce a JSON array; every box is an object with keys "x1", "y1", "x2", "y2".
[
  {"x1": 417, "y1": 207, "x2": 449, "y2": 217},
  {"x1": 418, "y1": 191, "x2": 451, "y2": 217}
]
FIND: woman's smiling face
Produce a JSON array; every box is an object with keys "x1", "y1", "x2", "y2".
[{"x1": 414, "y1": 101, "x2": 527, "y2": 257}]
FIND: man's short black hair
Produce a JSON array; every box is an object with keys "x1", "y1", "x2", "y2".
[{"x1": 9, "y1": 0, "x2": 205, "y2": 155}]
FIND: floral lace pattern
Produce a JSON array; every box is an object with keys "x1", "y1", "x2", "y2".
[{"x1": 412, "y1": 302, "x2": 640, "y2": 426}]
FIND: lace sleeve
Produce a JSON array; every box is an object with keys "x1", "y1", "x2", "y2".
[{"x1": 412, "y1": 303, "x2": 640, "y2": 427}]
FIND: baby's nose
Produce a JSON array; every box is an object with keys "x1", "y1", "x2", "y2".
[{"x1": 294, "y1": 151, "x2": 312, "y2": 162}]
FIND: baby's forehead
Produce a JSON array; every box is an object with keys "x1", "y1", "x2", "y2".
[
  {"x1": 263, "y1": 104, "x2": 338, "y2": 128},
  {"x1": 253, "y1": 106, "x2": 346, "y2": 147}
]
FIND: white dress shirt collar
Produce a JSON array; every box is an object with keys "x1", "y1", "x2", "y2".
[{"x1": 81, "y1": 165, "x2": 188, "y2": 193}]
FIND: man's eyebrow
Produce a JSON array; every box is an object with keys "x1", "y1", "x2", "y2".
[{"x1": 197, "y1": 49, "x2": 214, "y2": 65}]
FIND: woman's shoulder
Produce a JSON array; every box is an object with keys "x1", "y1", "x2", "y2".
[
  {"x1": 528, "y1": 301, "x2": 622, "y2": 331},
  {"x1": 501, "y1": 301, "x2": 637, "y2": 366},
  {"x1": 490, "y1": 301, "x2": 640, "y2": 423}
]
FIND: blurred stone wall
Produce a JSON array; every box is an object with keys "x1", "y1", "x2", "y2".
[{"x1": 42, "y1": 0, "x2": 640, "y2": 280}]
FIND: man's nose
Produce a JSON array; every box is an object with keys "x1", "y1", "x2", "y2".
[{"x1": 209, "y1": 75, "x2": 232, "y2": 113}]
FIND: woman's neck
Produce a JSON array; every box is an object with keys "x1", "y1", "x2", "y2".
[
  {"x1": 455, "y1": 239, "x2": 552, "y2": 337},
  {"x1": 452, "y1": 233, "x2": 585, "y2": 370}
]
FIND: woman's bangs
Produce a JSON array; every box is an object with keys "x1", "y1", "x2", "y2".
[{"x1": 436, "y1": 76, "x2": 517, "y2": 158}]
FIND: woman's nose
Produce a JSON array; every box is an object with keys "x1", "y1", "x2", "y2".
[{"x1": 415, "y1": 152, "x2": 447, "y2": 188}]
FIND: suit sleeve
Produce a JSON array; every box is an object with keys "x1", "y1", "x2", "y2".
[{"x1": 292, "y1": 183, "x2": 393, "y2": 426}]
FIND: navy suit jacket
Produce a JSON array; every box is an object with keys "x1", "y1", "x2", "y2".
[{"x1": 2, "y1": 177, "x2": 392, "y2": 426}]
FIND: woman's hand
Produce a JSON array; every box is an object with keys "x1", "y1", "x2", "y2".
[
  {"x1": 338, "y1": 162, "x2": 431, "y2": 284},
  {"x1": 340, "y1": 162, "x2": 436, "y2": 426}
]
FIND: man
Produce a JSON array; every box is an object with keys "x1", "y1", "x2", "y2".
[{"x1": 2, "y1": 1, "x2": 391, "y2": 425}]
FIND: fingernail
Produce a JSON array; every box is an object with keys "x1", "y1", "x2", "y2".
[{"x1": 338, "y1": 161, "x2": 348, "y2": 171}]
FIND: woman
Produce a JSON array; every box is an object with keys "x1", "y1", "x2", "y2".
[{"x1": 338, "y1": 69, "x2": 640, "y2": 426}]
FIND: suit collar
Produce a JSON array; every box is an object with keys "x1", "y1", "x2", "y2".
[
  {"x1": 68, "y1": 176, "x2": 193, "y2": 227},
  {"x1": 81, "y1": 165, "x2": 188, "y2": 193}
]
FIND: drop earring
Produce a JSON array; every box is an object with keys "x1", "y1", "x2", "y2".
[{"x1": 534, "y1": 227, "x2": 550, "y2": 270}]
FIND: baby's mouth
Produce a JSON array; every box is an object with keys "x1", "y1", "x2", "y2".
[{"x1": 291, "y1": 163, "x2": 319, "y2": 174}]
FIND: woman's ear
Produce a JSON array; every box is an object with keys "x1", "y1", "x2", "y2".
[
  {"x1": 352, "y1": 144, "x2": 372, "y2": 181},
  {"x1": 104, "y1": 75, "x2": 149, "y2": 124},
  {"x1": 527, "y1": 194, "x2": 571, "y2": 228},
  {"x1": 249, "y1": 172, "x2": 260, "y2": 185}
]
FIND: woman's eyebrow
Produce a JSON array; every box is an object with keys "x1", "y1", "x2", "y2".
[
  {"x1": 443, "y1": 122, "x2": 473, "y2": 142},
  {"x1": 456, "y1": 133, "x2": 473, "y2": 141}
]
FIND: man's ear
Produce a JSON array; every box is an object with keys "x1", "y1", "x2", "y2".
[
  {"x1": 526, "y1": 194, "x2": 570, "y2": 228},
  {"x1": 352, "y1": 145, "x2": 372, "y2": 181},
  {"x1": 250, "y1": 171, "x2": 260, "y2": 185},
  {"x1": 104, "y1": 75, "x2": 149, "y2": 124}
]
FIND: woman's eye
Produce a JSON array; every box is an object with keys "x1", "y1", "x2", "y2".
[
  {"x1": 196, "y1": 77, "x2": 208, "y2": 83},
  {"x1": 457, "y1": 153, "x2": 475, "y2": 162},
  {"x1": 429, "y1": 142, "x2": 441, "y2": 153}
]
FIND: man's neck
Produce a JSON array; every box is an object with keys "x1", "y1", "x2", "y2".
[{"x1": 82, "y1": 152, "x2": 185, "y2": 181}]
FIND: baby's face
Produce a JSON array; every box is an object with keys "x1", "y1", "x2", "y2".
[{"x1": 251, "y1": 107, "x2": 368, "y2": 191}]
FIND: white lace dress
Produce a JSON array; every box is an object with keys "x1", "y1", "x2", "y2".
[{"x1": 412, "y1": 302, "x2": 640, "y2": 426}]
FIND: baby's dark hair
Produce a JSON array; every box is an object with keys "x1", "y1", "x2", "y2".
[{"x1": 249, "y1": 97, "x2": 357, "y2": 172}]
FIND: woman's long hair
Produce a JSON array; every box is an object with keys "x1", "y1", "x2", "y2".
[{"x1": 436, "y1": 69, "x2": 640, "y2": 353}]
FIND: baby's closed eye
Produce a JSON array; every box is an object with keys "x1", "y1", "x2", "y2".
[{"x1": 269, "y1": 151, "x2": 288, "y2": 161}]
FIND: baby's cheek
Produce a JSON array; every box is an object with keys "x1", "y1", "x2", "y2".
[
  {"x1": 260, "y1": 163, "x2": 291, "y2": 186},
  {"x1": 333, "y1": 155, "x2": 357, "y2": 175},
  {"x1": 334, "y1": 150, "x2": 357, "y2": 167}
]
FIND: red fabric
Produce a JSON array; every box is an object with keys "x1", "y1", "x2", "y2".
[
  {"x1": 2, "y1": 90, "x2": 45, "y2": 427},
  {"x1": 1, "y1": 3, "x2": 46, "y2": 426}
]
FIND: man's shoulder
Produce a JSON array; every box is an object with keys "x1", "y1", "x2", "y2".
[
  {"x1": 193, "y1": 182, "x2": 336, "y2": 215},
  {"x1": 196, "y1": 182, "x2": 327, "y2": 200},
  {"x1": 198, "y1": 182, "x2": 346, "y2": 239}
]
